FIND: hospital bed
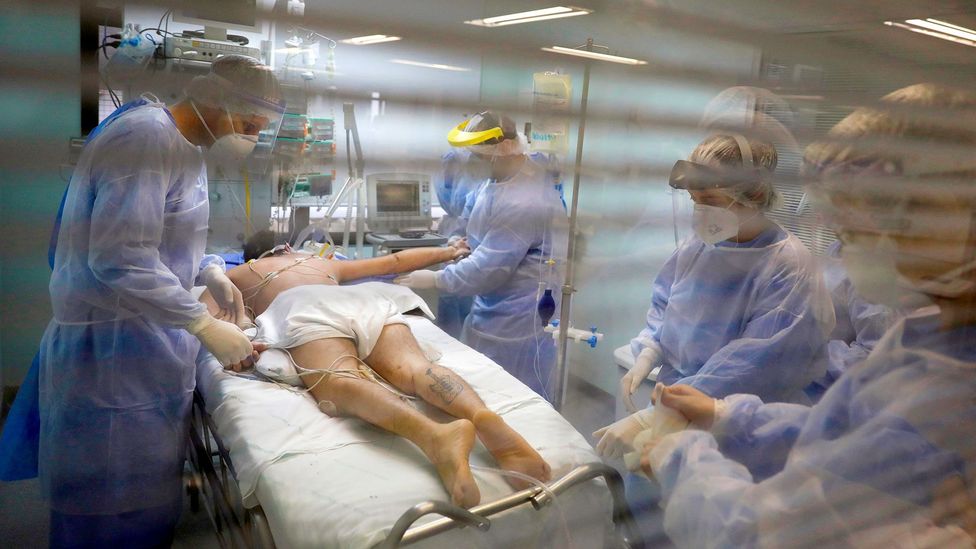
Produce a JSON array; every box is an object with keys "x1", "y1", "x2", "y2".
[{"x1": 186, "y1": 310, "x2": 640, "y2": 548}]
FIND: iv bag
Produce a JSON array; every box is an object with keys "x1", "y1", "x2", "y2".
[{"x1": 531, "y1": 72, "x2": 572, "y2": 154}]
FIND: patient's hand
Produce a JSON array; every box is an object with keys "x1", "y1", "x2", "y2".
[
  {"x1": 654, "y1": 384, "x2": 716, "y2": 429},
  {"x1": 226, "y1": 342, "x2": 269, "y2": 372},
  {"x1": 932, "y1": 474, "x2": 976, "y2": 539},
  {"x1": 450, "y1": 238, "x2": 471, "y2": 260}
]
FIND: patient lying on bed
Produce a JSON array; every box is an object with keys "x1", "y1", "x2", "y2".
[{"x1": 199, "y1": 244, "x2": 551, "y2": 508}]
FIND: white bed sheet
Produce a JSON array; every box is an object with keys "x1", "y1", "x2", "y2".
[{"x1": 196, "y1": 314, "x2": 613, "y2": 549}]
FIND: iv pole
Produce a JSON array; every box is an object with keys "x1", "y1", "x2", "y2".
[{"x1": 553, "y1": 39, "x2": 594, "y2": 411}]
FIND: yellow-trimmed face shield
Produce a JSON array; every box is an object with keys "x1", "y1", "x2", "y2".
[{"x1": 446, "y1": 119, "x2": 504, "y2": 147}]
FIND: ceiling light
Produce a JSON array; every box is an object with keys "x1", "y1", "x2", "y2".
[
  {"x1": 390, "y1": 59, "x2": 470, "y2": 72},
  {"x1": 465, "y1": 6, "x2": 591, "y2": 27},
  {"x1": 885, "y1": 18, "x2": 976, "y2": 48},
  {"x1": 907, "y1": 18, "x2": 976, "y2": 41},
  {"x1": 541, "y1": 46, "x2": 647, "y2": 65},
  {"x1": 340, "y1": 34, "x2": 402, "y2": 46}
]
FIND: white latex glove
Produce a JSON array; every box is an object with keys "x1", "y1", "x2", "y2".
[
  {"x1": 622, "y1": 403, "x2": 691, "y2": 471},
  {"x1": 394, "y1": 269, "x2": 439, "y2": 290},
  {"x1": 592, "y1": 409, "x2": 653, "y2": 460},
  {"x1": 199, "y1": 264, "x2": 246, "y2": 327},
  {"x1": 621, "y1": 346, "x2": 662, "y2": 413},
  {"x1": 187, "y1": 314, "x2": 255, "y2": 371},
  {"x1": 624, "y1": 430, "x2": 662, "y2": 473}
]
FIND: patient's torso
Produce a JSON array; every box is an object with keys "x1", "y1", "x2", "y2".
[{"x1": 228, "y1": 254, "x2": 340, "y2": 317}]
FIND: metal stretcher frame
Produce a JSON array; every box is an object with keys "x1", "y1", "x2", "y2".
[
  {"x1": 186, "y1": 390, "x2": 276, "y2": 549},
  {"x1": 186, "y1": 388, "x2": 644, "y2": 549}
]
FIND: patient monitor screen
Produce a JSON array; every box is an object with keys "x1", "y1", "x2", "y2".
[{"x1": 376, "y1": 181, "x2": 420, "y2": 214}]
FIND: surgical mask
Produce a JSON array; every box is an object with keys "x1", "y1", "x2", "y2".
[
  {"x1": 191, "y1": 100, "x2": 258, "y2": 178},
  {"x1": 842, "y1": 236, "x2": 935, "y2": 310},
  {"x1": 692, "y1": 203, "x2": 739, "y2": 244},
  {"x1": 842, "y1": 222, "x2": 976, "y2": 307}
]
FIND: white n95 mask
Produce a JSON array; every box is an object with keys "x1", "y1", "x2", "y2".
[
  {"x1": 207, "y1": 132, "x2": 258, "y2": 177},
  {"x1": 693, "y1": 203, "x2": 739, "y2": 245},
  {"x1": 842, "y1": 236, "x2": 935, "y2": 310},
  {"x1": 191, "y1": 100, "x2": 259, "y2": 178}
]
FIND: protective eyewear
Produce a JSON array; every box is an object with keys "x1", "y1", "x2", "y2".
[
  {"x1": 447, "y1": 111, "x2": 516, "y2": 147},
  {"x1": 668, "y1": 160, "x2": 765, "y2": 192}
]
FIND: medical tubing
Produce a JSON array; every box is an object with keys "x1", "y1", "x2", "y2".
[
  {"x1": 241, "y1": 348, "x2": 416, "y2": 402},
  {"x1": 243, "y1": 168, "x2": 252, "y2": 236},
  {"x1": 225, "y1": 184, "x2": 251, "y2": 234},
  {"x1": 240, "y1": 256, "x2": 326, "y2": 300},
  {"x1": 531, "y1": 205, "x2": 556, "y2": 400},
  {"x1": 470, "y1": 465, "x2": 573, "y2": 548}
]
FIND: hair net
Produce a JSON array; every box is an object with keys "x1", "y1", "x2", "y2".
[
  {"x1": 186, "y1": 54, "x2": 284, "y2": 117},
  {"x1": 700, "y1": 87, "x2": 800, "y2": 215},
  {"x1": 804, "y1": 83, "x2": 976, "y2": 177},
  {"x1": 690, "y1": 134, "x2": 782, "y2": 211}
]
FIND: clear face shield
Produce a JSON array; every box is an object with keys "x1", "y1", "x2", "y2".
[
  {"x1": 235, "y1": 93, "x2": 286, "y2": 180},
  {"x1": 199, "y1": 76, "x2": 286, "y2": 181},
  {"x1": 668, "y1": 159, "x2": 765, "y2": 245},
  {"x1": 447, "y1": 112, "x2": 525, "y2": 180},
  {"x1": 447, "y1": 111, "x2": 509, "y2": 147}
]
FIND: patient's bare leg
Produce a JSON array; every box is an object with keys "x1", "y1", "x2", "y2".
[
  {"x1": 366, "y1": 323, "x2": 551, "y2": 489},
  {"x1": 289, "y1": 337, "x2": 480, "y2": 507}
]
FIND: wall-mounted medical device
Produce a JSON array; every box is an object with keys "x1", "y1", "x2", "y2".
[{"x1": 365, "y1": 173, "x2": 433, "y2": 233}]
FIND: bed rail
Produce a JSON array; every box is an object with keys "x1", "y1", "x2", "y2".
[{"x1": 374, "y1": 462, "x2": 643, "y2": 549}]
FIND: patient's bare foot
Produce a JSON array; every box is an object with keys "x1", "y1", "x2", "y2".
[
  {"x1": 472, "y1": 409, "x2": 551, "y2": 490},
  {"x1": 421, "y1": 419, "x2": 480, "y2": 508}
]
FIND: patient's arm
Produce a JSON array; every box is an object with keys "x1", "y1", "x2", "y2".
[{"x1": 333, "y1": 246, "x2": 466, "y2": 283}]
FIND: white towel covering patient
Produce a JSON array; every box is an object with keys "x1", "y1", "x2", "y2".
[{"x1": 250, "y1": 282, "x2": 435, "y2": 385}]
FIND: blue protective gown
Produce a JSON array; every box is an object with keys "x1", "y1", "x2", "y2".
[
  {"x1": 0, "y1": 100, "x2": 223, "y2": 490},
  {"x1": 649, "y1": 310, "x2": 976, "y2": 548},
  {"x1": 433, "y1": 150, "x2": 486, "y2": 338},
  {"x1": 436, "y1": 156, "x2": 568, "y2": 400},
  {"x1": 435, "y1": 149, "x2": 488, "y2": 240},
  {"x1": 37, "y1": 100, "x2": 213, "y2": 541},
  {"x1": 631, "y1": 225, "x2": 833, "y2": 403},
  {"x1": 804, "y1": 240, "x2": 896, "y2": 401}
]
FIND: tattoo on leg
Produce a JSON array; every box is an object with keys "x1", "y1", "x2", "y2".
[{"x1": 426, "y1": 368, "x2": 463, "y2": 404}]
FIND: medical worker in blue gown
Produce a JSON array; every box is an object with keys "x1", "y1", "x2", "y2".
[
  {"x1": 638, "y1": 83, "x2": 976, "y2": 548},
  {"x1": 803, "y1": 239, "x2": 897, "y2": 401},
  {"x1": 595, "y1": 132, "x2": 833, "y2": 458},
  {"x1": 35, "y1": 55, "x2": 283, "y2": 548},
  {"x1": 700, "y1": 86, "x2": 897, "y2": 403},
  {"x1": 397, "y1": 111, "x2": 568, "y2": 400},
  {"x1": 433, "y1": 144, "x2": 489, "y2": 338}
]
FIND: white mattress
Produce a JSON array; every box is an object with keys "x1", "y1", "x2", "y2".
[{"x1": 196, "y1": 314, "x2": 613, "y2": 549}]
